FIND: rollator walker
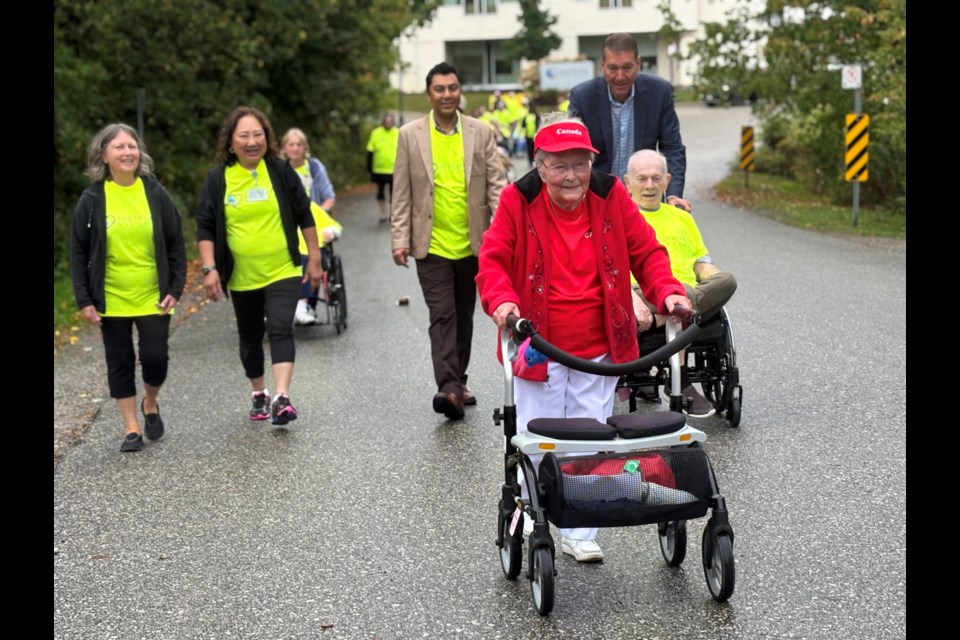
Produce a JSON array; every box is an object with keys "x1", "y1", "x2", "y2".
[{"x1": 493, "y1": 309, "x2": 736, "y2": 615}]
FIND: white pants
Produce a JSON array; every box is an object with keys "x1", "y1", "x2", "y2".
[{"x1": 516, "y1": 354, "x2": 618, "y2": 542}]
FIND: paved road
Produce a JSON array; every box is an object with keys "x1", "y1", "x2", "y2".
[{"x1": 54, "y1": 105, "x2": 906, "y2": 639}]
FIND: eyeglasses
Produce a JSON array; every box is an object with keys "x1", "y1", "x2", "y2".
[{"x1": 542, "y1": 161, "x2": 592, "y2": 177}]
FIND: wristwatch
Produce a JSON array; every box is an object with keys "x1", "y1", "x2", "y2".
[{"x1": 202, "y1": 265, "x2": 217, "y2": 276}]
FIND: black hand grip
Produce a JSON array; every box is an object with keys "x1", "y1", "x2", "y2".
[
  {"x1": 506, "y1": 313, "x2": 535, "y2": 336},
  {"x1": 528, "y1": 322, "x2": 701, "y2": 376},
  {"x1": 671, "y1": 304, "x2": 699, "y2": 328}
]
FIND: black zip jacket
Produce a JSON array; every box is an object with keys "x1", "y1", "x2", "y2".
[{"x1": 70, "y1": 177, "x2": 187, "y2": 314}]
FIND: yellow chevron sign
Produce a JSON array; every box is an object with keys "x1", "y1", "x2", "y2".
[
  {"x1": 845, "y1": 114, "x2": 869, "y2": 182},
  {"x1": 740, "y1": 126, "x2": 755, "y2": 171}
]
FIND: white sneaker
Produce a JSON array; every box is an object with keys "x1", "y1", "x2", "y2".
[
  {"x1": 560, "y1": 537, "x2": 604, "y2": 562},
  {"x1": 294, "y1": 307, "x2": 317, "y2": 325}
]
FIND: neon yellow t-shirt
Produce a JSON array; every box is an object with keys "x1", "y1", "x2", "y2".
[
  {"x1": 366, "y1": 126, "x2": 399, "y2": 175},
  {"x1": 559, "y1": 99, "x2": 570, "y2": 112},
  {"x1": 224, "y1": 159, "x2": 302, "y2": 291},
  {"x1": 294, "y1": 162, "x2": 312, "y2": 196},
  {"x1": 428, "y1": 113, "x2": 471, "y2": 260},
  {"x1": 631, "y1": 202, "x2": 708, "y2": 288},
  {"x1": 102, "y1": 178, "x2": 162, "y2": 317},
  {"x1": 298, "y1": 202, "x2": 342, "y2": 254}
]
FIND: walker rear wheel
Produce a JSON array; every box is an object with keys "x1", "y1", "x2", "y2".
[{"x1": 658, "y1": 520, "x2": 687, "y2": 566}]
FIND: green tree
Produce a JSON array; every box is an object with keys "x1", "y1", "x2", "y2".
[
  {"x1": 54, "y1": 0, "x2": 434, "y2": 274},
  {"x1": 687, "y1": 0, "x2": 906, "y2": 211},
  {"x1": 502, "y1": 0, "x2": 562, "y2": 62}
]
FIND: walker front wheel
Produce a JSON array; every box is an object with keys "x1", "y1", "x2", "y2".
[
  {"x1": 703, "y1": 529, "x2": 735, "y2": 602},
  {"x1": 530, "y1": 546, "x2": 555, "y2": 615},
  {"x1": 658, "y1": 520, "x2": 687, "y2": 566},
  {"x1": 499, "y1": 510, "x2": 523, "y2": 580}
]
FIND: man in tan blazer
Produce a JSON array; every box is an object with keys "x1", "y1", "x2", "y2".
[{"x1": 391, "y1": 62, "x2": 506, "y2": 420}]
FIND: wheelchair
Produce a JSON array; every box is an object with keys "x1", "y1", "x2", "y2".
[
  {"x1": 617, "y1": 307, "x2": 742, "y2": 427},
  {"x1": 307, "y1": 241, "x2": 348, "y2": 334}
]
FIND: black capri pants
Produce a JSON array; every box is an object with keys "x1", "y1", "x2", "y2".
[
  {"x1": 230, "y1": 276, "x2": 301, "y2": 379},
  {"x1": 100, "y1": 314, "x2": 172, "y2": 399}
]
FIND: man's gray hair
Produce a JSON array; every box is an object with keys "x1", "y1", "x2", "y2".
[{"x1": 627, "y1": 149, "x2": 669, "y2": 176}]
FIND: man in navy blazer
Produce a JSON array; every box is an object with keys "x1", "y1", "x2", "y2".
[{"x1": 568, "y1": 33, "x2": 691, "y2": 211}]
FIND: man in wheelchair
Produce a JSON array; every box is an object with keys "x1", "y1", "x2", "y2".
[{"x1": 623, "y1": 149, "x2": 737, "y2": 417}]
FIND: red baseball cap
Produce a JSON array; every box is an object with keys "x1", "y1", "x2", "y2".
[{"x1": 534, "y1": 122, "x2": 599, "y2": 154}]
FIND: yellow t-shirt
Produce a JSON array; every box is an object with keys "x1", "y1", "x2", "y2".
[
  {"x1": 294, "y1": 162, "x2": 312, "y2": 195},
  {"x1": 224, "y1": 159, "x2": 302, "y2": 291},
  {"x1": 366, "y1": 126, "x2": 399, "y2": 175},
  {"x1": 102, "y1": 179, "x2": 162, "y2": 317},
  {"x1": 631, "y1": 202, "x2": 708, "y2": 289},
  {"x1": 428, "y1": 113, "x2": 471, "y2": 260},
  {"x1": 298, "y1": 202, "x2": 342, "y2": 254}
]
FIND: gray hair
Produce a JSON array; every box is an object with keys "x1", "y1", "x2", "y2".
[
  {"x1": 84, "y1": 123, "x2": 154, "y2": 183},
  {"x1": 533, "y1": 112, "x2": 596, "y2": 166},
  {"x1": 280, "y1": 127, "x2": 312, "y2": 159},
  {"x1": 627, "y1": 149, "x2": 669, "y2": 176},
  {"x1": 603, "y1": 32, "x2": 639, "y2": 58}
]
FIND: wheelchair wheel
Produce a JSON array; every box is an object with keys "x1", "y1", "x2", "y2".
[
  {"x1": 530, "y1": 545, "x2": 555, "y2": 616},
  {"x1": 727, "y1": 394, "x2": 742, "y2": 428},
  {"x1": 658, "y1": 520, "x2": 687, "y2": 566},
  {"x1": 498, "y1": 506, "x2": 523, "y2": 580},
  {"x1": 331, "y1": 256, "x2": 347, "y2": 331},
  {"x1": 702, "y1": 528, "x2": 735, "y2": 602}
]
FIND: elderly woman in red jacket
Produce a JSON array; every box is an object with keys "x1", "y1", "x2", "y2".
[{"x1": 476, "y1": 113, "x2": 691, "y2": 564}]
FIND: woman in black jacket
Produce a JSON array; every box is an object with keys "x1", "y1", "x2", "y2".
[
  {"x1": 70, "y1": 123, "x2": 186, "y2": 452},
  {"x1": 196, "y1": 106, "x2": 322, "y2": 427}
]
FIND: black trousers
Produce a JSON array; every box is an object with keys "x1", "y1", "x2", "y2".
[
  {"x1": 415, "y1": 253, "x2": 478, "y2": 394},
  {"x1": 229, "y1": 277, "x2": 300, "y2": 379},
  {"x1": 100, "y1": 314, "x2": 171, "y2": 398}
]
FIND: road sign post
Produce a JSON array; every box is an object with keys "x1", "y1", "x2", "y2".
[
  {"x1": 842, "y1": 64, "x2": 866, "y2": 227},
  {"x1": 740, "y1": 126, "x2": 755, "y2": 188}
]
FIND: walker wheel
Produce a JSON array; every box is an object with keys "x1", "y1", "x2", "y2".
[
  {"x1": 658, "y1": 520, "x2": 687, "y2": 566},
  {"x1": 727, "y1": 396, "x2": 741, "y2": 428},
  {"x1": 530, "y1": 545, "x2": 555, "y2": 615},
  {"x1": 498, "y1": 506, "x2": 523, "y2": 580},
  {"x1": 702, "y1": 529, "x2": 735, "y2": 602}
]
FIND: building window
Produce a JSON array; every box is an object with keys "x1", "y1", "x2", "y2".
[
  {"x1": 465, "y1": 0, "x2": 497, "y2": 14},
  {"x1": 447, "y1": 40, "x2": 519, "y2": 89},
  {"x1": 599, "y1": 0, "x2": 632, "y2": 8}
]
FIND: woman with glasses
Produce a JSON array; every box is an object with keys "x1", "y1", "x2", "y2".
[
  {"x1": 475, "y1": 113, "x2": 691, "y2": 563},
  {"x1": 196, "y1": 106, "x2": 323, "y2": 427}
]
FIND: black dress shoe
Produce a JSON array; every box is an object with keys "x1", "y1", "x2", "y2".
[
  {"x1": 432, "y1": 392, "x2": 465, "y2": 420},
  {"x1": 120, "y1": 432, "x2": 144, "y2": 452},
  {"x1": 141, "y1": 399, "x2": 165, "y2": 440}
]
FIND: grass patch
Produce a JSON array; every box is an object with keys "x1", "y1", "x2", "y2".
[
  {"x1": 713, "y1": 172, "x2": 906, "y2": 239},
  {"x1": 53, "y1": 276, "x2": 86, "y2": 349}
]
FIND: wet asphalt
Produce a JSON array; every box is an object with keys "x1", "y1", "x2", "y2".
[{"x1": 54, "y1": 105, "x2": 906, "y2": 639}]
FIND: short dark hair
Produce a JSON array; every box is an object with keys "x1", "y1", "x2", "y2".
[
  {"x1": 215, "y1": 106, "x2": 280, "y2": 166},
  {"x1": 425, "y1": 62, "x2": 461, "y2": 90},
  {"x1": 603, "y1": 33, "x2": 639, "y2": 58}
]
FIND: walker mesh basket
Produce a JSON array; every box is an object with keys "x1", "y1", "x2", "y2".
[{"x1": 539, "y1": 446, "x2": 714, "y2": 528}]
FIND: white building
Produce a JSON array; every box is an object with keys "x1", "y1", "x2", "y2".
[{"x1": 395, "y1": 0, "x2": 765, "y2": 93}]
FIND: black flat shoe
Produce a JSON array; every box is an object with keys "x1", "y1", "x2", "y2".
[
  {"x1": 120, "y1": 432, "x2": 144, "y2": 452},
  {"x1": 141, "y1": 399, "x2": 165, "y2": 440}
]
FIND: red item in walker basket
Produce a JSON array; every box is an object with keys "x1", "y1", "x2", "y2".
[{"x1": 561, "y1": 455, "x2": 676, "y2": 488}]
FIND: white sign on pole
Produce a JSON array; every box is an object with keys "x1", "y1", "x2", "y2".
[
  {"x1": 539, "y1": 61, "x2": 595, "y2": 91},
  {"x1": 841, "y1": 64, "x2": 862, "y2": 90}
]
